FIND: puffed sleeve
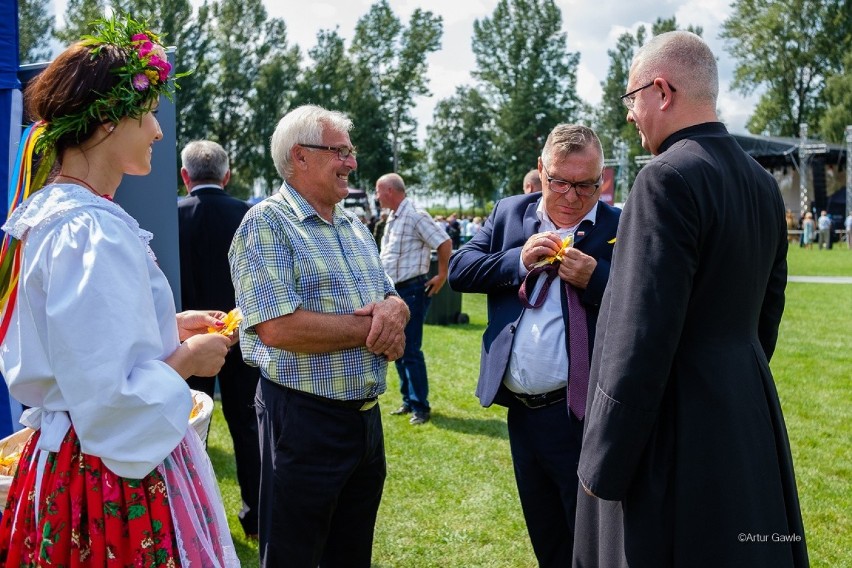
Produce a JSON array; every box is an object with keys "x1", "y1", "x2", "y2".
[{"x1": 36, "y1": 210, "x2": 191, "y2": 479}]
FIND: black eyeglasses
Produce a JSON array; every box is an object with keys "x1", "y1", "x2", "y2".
[
  {"x1": 541, "y1": 163, "x2": 601, "y2": 197},
  {"x1": 299, "y1": 144, "x2": 357, "y2": 160},
  {"x1": 620, "y1": 80, "x2": 677, "y2": 110}
]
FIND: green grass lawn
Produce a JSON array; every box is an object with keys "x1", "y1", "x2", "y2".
[
  {"x1": 786, "y1": 240, "x2": 852, "y2": 276},
  {"x1": 210, "y1": 246, "x2": 851, "y2": 567}
]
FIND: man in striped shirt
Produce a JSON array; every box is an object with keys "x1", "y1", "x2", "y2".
[
  {"x1": 375, "y1": 173, "x2": 452, "y2": 426},
  {"x1": 229, "y1": 105, "x2": 409, "y2": 568}
]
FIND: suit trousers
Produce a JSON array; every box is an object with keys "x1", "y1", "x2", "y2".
[
  {"x1": 187, "y1": 348, "x2": 261, "y2": 535},
  {"x1": 507, "y1": 395, "x2": 584, "y2": 568},
  {"x1": 257, "y1": 379, "x2": 386, "y2": 568}
]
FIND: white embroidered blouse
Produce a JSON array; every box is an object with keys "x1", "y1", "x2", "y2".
[{"x1": 0, "y1": 184, "x2": 191, "y2": 479}]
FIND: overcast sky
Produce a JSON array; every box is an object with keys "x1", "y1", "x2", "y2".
[{"x1": 53, "y1": 0, "x2": 760, "y2": 140}]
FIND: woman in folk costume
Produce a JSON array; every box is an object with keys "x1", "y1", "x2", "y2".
[{"x1": 0, "y1": 14, "x2": 239, "y2": 567}]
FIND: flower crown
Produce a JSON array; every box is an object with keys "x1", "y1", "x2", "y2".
[{"x1": 36, "y1": 14, "x2": 186, "y2": 153}]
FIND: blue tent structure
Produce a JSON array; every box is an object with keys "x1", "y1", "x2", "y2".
[{"x1": 1, "y1": 0, "x2": 22, "y2": 436}]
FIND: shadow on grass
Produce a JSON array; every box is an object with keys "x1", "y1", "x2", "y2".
[{"x1": 429, "y1": 413, "x2": 508, "y2": 439}]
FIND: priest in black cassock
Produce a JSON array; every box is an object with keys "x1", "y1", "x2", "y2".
[{"x1": 573, "y1": 31, "x2": 808, "y2": 568}]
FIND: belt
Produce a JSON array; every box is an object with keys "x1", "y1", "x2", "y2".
[
  {"x1": 283, "y1": 385, "x2": 378, "y2": 412},
  {"x1": 510, "y1": 388, "x2": 566, "y2": 409},
  {"x1": 394, "y1": 274, "x2": 428, "y2": 290}
]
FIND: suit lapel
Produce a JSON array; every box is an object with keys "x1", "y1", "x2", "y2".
[{"x1": 522, "y1": 199, "x2": 541, "y2": 239}]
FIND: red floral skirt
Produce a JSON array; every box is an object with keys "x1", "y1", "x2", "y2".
[{"x1": 0, "y1": 427, "x2": 181, "y2": 567}]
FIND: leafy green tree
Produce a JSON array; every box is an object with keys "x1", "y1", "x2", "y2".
[
  {"x1": 291, "y1": 28, "x2": 390, "y2": 190},
  {"x1": 347, "y1": 67, "x2": 395, "y2": 191},
  {"x1": 292, "y1": 29, "x2": 353, "y2": 112},
  {"x1": 112, "y1": 0, "x2": 191, "y2": 44},
  {"x1": 426, "y1": 86, "x2": 497, "y2": 209},
  {"x1": 55, "y1": 0, "x2": 106, "y2": 45},
  {"x1": 245, "y1": 19, "x2": 301, "y2": 196},
  {"x1": 721, "y1": 0, "x2": 851, "y2": 137},
  {"x1": 206, "y1": 0, "x2": 298, "y2": 198},
  {"x1": 350, "y1": 0, "x2": 442, "y2": 179},
  {"x1": 17, "y1": 0, "x2": 54, "y2": 64},
  {"x1": 594, "y1": 18, "x2": 702, "y2": 190},
  {"x1": 173, "y1": 2, "x2": 215, "y2": 157},
  {"x1": 471, "y1": 0, "x2": 582, "y2": 197},
  {"x1": 819, "y1": 51, "x2": 852, "y2": 143}
]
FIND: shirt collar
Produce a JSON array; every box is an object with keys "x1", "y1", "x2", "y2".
[
  {"x1": 389, "y1": 197, "x2": 411, "y2": 220},
  {"x1": 278, "y1": 181, "x2": 348, "y2": 225},
  {"x1": 535, "y1": 198, "x2": 599, "y2": 233}
]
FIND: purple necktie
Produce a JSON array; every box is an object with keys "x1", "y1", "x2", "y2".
[
  {"x1": 565, "y1": 283, "x2": 589, "y2": 420},
  {"x1": 518, "y1": 265, "x2": 590, "y2": 419}
]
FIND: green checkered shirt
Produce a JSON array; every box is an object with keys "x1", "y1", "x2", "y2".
[{"x1": 228, "y1": 183, "x2": 395, "y2": 400}]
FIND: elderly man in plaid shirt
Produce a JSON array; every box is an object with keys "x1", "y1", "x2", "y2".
[
  {"x1": 375, "y1": 173, "x2": 452, "y2": 426},
  {"x1": 229, "y1": 105, "x2": 409, "y2": 568}
]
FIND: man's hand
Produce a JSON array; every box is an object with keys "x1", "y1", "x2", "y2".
[
  {"x1": 520, "y1": 232, "x2": 564, "y2": 271},
  {"x1": 424, "y1": 273, "x2": 446, "y2": 297},
  {"x1": 557, "y1": 247, "x2": 597, "y2": 289},
  {"x1": 354, "y1": 296, "x2": 409, "y2": 360}
]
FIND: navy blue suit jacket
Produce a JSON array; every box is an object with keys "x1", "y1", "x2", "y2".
[{"x1": 448, "y1": 193, "x2": 620, "y2": 407}]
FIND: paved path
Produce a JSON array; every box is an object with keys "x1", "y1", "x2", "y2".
[{"x1": 788, "y1": 276, "x2": 852, "y2": 284}]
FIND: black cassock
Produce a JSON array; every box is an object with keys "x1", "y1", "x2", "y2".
[{"x1": 574, "y1": 123, "x2": 808, "y2": 568}]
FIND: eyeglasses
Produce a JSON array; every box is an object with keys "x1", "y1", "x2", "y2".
[
  {"x1": 620, "y1": 80, "x2": 677, "y2": 110},
  {"x1": 299, "y1": 144, "x2": 357, "y2": 160},
  {"x1": 541, "y1": 163, "x2": 601, "y2": 197}
]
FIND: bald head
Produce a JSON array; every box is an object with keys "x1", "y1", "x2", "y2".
[
  {"x1": 523, "y1": 168, "x2": 542, "y2": 194},
  {"x1": 632, "y1": 31, "x2": 718, "y2": 108},
  {"x1": 375, "y1": 172, "x2": 407, "y2": 211}
]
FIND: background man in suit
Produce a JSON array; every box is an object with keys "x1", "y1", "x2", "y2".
[
  {"x1": 177, "y1": 139, "x2": 261, "y2": 539},
  {"x1": 574, "y1": 31, "x2": 807, "y2": 567},
  {"x1": 449, "y1": 124, "x2": 620, "y2": 567}
]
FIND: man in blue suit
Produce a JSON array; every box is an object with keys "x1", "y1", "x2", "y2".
[{"x1": 449, "y1": 124, "x2": 620, "y2": 567}]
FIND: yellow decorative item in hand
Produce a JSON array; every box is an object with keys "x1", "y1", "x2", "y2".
[
  {"x1": 208, "y1": 307, "x2": 242, "y2": 336},
  {"x1": 532, "y1": 233, "x2": 574, "y2": 268},
  {"x1": 0, "y1": 451, "x2": 20, "y2": 476}
]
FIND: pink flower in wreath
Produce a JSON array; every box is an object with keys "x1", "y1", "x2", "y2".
[
  {"x1": 137, "y1": 40, "x2": 154, "y2": 57},
  {"x1": 132, "y1": 73, "x2": 150, "y2": 91},
  {"x1": 148, "y1": 55, "x2": 172, "y2": 81},
  {"x1": 132, "y1": 33, "x2": 149, "y2": 42}
]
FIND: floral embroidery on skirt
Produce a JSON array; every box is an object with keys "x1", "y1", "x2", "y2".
[{"x1": 0, "y1": 427, "x2": 181, "y2": 567}]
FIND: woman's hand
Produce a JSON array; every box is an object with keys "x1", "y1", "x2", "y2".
[
  {"x1": 165, "y1": 333, "x2": 231, "y2": 379},
  {"x1": 176, "y1": 310, "x2": 227, "y2": 342}
]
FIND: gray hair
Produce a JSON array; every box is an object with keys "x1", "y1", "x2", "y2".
[
  {"x1": 181, "y1": 140, "x2": 229, "y2": 182},
  {"x1": 270, "y1": 105, "x2": 353, "y2": 179},
  {"x1": 632, "y1": 31, "x2": 718, "y2": 106},
  {"x1": 541, "y1": 124, "x2": 604, "y2": 171}
]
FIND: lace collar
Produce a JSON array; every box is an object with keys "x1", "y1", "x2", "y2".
[{"x1": 2, "y1": 184, "x2": 153, "y2": 248}]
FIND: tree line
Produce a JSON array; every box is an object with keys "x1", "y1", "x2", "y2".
[{"x1": 17, "y1": 0, "x2": 852, "y2": 203}]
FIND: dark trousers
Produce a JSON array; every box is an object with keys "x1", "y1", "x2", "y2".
[
  {"x1": 507, "y1": 397, "x2": 584, "y2": 568},
  {"x1": 257, "y1": 379, "x2": 386, "y2": 568},
  {"x1": 187, "y1": 348, "x2": 261, "y2": 535},
  {"x1": 394, "y1": 275, "x2": 431, "y2": 413}
]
